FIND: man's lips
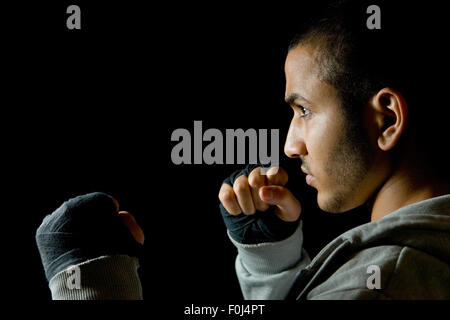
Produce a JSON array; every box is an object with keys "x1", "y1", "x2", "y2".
[
  {"x1": 301, "y1": 165, "x2": 311, "y2": 175},
  {"x1": 301, "y1": 166, "x2": 314, "y2": 185}
]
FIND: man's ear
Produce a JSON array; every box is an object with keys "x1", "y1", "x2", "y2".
[{"x1": 369, "y1": 88, "x2": 408, "y2": 151}]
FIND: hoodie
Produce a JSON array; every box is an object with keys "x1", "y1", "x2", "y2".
[{"x1": 229, "y1": 194, "x2": 450, "y2": 299}]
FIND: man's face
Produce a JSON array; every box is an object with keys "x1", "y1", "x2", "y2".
[{"x1": 284, "y1": 44, "x2": 376, "y2": 213}]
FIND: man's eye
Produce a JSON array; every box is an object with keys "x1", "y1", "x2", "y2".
[{"x1": 298, "y1": 106, "x2": 311, "y2": 118}]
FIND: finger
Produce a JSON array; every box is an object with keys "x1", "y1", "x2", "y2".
[
  {"x1": 218, "y1": 183, "x2": 242, "y2": 215},
  {"x1": 266, "y1": 167, "x2": 289, "y2": 186},
  {"x1": 233, "y1": 175, "x2": 256, "y2": 215},
  {"x1": 259, "y1": 185, "x2": 301, "y2": 222},
  {"x1": 118, "y1": 211, "x2": 145, "y2": 245},
  {"x1": 248, "y1": 167, "x2": 270, "y2": 211}
]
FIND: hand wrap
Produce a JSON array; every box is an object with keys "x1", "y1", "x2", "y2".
[
  {"x1": 36, "y1": 192, "x2": 142, "y2": 281},
  {"x1": 220, "y1": 165, "x2": 300, "y2": 244}
]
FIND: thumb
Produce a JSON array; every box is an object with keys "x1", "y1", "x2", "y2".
[
  {"x1": 259, "y1": 185, "x2": 301, "y2": 222},
  {"x1": 118, "y1": 211, "x2": 145, "y2": 245}
]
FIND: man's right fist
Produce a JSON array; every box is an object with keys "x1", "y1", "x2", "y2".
[{"x1": 218, "y1": 165, "x2": 301, "y2": 244}]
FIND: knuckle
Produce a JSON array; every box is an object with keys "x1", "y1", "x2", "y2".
[
  {"x1": 248, "y1": 169, "x2": 264, "y2": 187},
  {"x1": 233, "y1": 177, "x2": 248, "y2": 194},
  {"x1": 266, "y1": 166, "x2": 279, "y2": 176},
  {"x1": 268, "y1": 167, "x2": 289, "y2": 185},
  {"x1": 280, "y1": 168, "x2": 289, "y2": 184},
  {"x1": 219, "y1": 186, "x2": 234, "y2": 203},
  {"x1": 249, "y1": 166, "x2": 263, "y2": 177}
]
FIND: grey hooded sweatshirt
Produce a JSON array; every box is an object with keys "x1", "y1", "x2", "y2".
[{"x1": 229, "y1": 194, "x2": 450, "y2": 300}]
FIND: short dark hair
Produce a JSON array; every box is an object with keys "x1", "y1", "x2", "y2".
[
  {"x1": 288, "y1": 0, "x2": 410, "y2": 116},
  {"x1": 288, "y1": 0, "x2": 450, "y2": 177}
]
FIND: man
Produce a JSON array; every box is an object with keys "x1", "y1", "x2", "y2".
[
  {"x1": 36, "y1": 0, "x2": 450, "y2": 300},
  {"x1": 218, "y1": 0, "x2": 450, "y2": 299}
]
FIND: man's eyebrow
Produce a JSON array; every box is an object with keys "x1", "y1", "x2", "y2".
[{"x1": 285, "y1": 93, "x2": 312, "y2": 106}]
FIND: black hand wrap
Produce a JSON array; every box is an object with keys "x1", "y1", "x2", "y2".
[
  {"x1": 220, "y1": 164, "x2": 300, "y2": 244},
  {"x1": 35, "y1": 192, "x2": 142, "y2": 282}
]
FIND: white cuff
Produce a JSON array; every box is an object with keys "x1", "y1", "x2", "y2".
[
  {"x1": 49, "y1": 255, "x2": 143, "y2": 300},
  {"x1": 228, "y1": 221, "x2": 304, "y2": 275}
]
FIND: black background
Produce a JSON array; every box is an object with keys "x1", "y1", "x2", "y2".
[{"x1": 4, "y1": 0, "x2": 448, "y2": 315}]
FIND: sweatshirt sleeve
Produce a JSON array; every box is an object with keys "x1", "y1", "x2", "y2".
[
  {"x1": 228, "y1": 221, "x2": 310, "y2": 300},
  {"x1": 48, "y1": 255, "x2": 143, "y2": 300}
]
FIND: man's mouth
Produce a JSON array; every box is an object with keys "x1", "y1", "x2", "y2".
[
  {"x1": 305, "y1": 174, "x2": 314, "y2": 185},
  {"x1": 301, "y1": 165, "x2": 311, "y2": 175},
  {"x1": 301, "y1": 165, "x2": 314, "y2": 185}
]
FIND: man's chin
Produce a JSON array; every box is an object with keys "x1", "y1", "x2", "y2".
[{"x1": 317, "y1": 191, "x2": 355, "y2": 213}]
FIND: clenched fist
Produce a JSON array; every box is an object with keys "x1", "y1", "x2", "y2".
[{"x1": 218, "y1": 165, "x2": 301, "y2": 244}]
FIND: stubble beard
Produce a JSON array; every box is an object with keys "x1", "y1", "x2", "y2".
[{"x1": 320, "y1": 114, "x2": 374, "y2": 213}]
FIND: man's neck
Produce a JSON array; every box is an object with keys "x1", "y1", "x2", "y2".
[{"x1": 370, "y1": 162, "x2": 450, "y2": 222}]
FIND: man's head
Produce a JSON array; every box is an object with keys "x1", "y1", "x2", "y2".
[{"x1": 283, "y1": 0, "x2": 441, "y2": 213}]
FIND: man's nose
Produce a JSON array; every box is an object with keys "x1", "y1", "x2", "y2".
[{"x1": 284, "y1": 118, "x2": 307, "y2": 158}]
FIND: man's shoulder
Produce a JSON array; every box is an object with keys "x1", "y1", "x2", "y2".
[
  {"x1": 308, "y1": 244, "x2": 450, "y2": 299},
  {"x1": 306, "y1": 245, "x2": 401, "y2": 299}
]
